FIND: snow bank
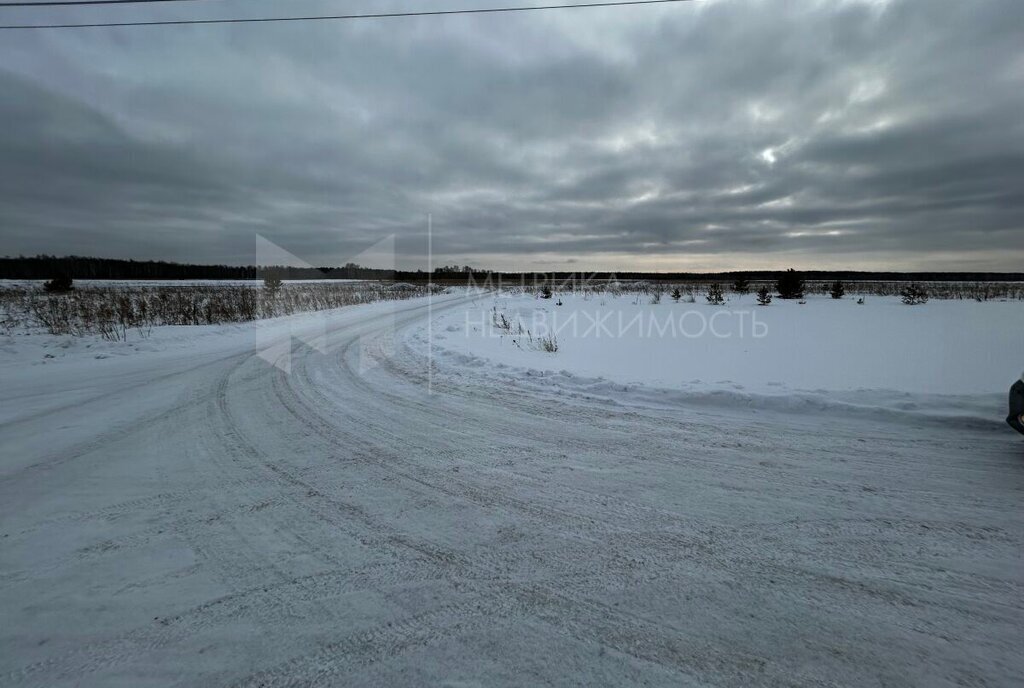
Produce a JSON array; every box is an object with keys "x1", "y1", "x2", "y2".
[{"x1": 410, "y1": 292, "x2": 1024, "y2": 425}]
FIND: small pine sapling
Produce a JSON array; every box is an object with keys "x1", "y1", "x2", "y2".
[
  {"x1": 43, "y1": 275, "x2": 74, "y2": 294},
  {"x1": 706, "y1": 283, "x2": 725, "y2": 305},
  {"x1": 900, "y1": 284, "x2": 929, "y2": 305},
  {"x1": 263, "y1": 274, "x2": 283, "y2": 294},
  {"x1": 776, "y1": 269, "x2": 805, "y2": 299}
]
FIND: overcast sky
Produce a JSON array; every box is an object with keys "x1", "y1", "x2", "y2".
[{"x1": 1, "y1": 0, "x2": 1022, "y2": 271}]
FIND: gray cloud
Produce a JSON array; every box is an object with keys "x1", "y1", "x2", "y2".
[{"x1": 1, "y1": 0, "x2": 1022, "y2": 270}]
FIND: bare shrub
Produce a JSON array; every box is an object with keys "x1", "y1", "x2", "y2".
[
  {"x1": 32, "y1": 295, "x2": 82, "y2": 335},
  {"x1": 492, "y1": 307, "x2": 512, "y2": 332}
]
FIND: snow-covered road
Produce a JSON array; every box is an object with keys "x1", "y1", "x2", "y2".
[{"x1": 1, "y1": 295, "x2": 1021, "y2": 687}]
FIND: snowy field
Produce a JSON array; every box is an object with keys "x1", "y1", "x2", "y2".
[
  {"x1": 1, "y1": 291, "x2": 1022, "y2": 686},
  {"x1": 414, "y1": 291, "x2": 1024, "y2": 425}
]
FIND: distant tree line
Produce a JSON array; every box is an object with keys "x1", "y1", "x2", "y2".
[
  {"x1": 515, "y1": 269, "x2": 1024, "y2": 283},
  {"x1": 0, "y1": 256, "x2": 406, "y2": 281},
  {"x1": 2, "y1": 255, "x2": 258, "y2": 280},
  {"x1": 2, "y1": 255, "x2": 1022, "y2": 283}
]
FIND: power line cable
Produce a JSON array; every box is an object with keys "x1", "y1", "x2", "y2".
[
  {"x1": 0, "y1": 0, "x2": 695, "y2": 30},
  {"x1": 0, "y1": 0, "x2": 216, "y2": 6}
]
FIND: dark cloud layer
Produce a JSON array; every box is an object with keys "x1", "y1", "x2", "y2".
[{"x1": 1, "y1": 0, "x2": 1022, "y2": 270}]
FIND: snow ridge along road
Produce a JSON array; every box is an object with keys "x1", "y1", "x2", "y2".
[{"x1": 1, "y1": 294, "x2": 1021, "y2": 687}]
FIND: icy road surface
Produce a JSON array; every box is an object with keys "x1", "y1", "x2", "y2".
[{"x1": 1, "y1": 294, "x2": 1021, "y2": 687}]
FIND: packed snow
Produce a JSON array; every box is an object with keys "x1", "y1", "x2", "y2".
[{"x1": 1, "y1": 291, "x2": 1022, "y2": 687}]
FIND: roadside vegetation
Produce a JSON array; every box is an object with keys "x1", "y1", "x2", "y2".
[
  {"x1": 490, "y1": 305, "x2": 559, "y2": 353},
  {"x1": 0, "y1": 281, "x2": 435, "y2": 341}
]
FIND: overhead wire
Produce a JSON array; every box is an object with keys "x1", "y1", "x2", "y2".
[{"x1": 0, "y1": 0, "x2": 696, "y2": 30}]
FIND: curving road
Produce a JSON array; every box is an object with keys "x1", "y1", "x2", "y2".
[{"x1": 1, "y1": 295, "x2": 1022, "y2": 687}]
